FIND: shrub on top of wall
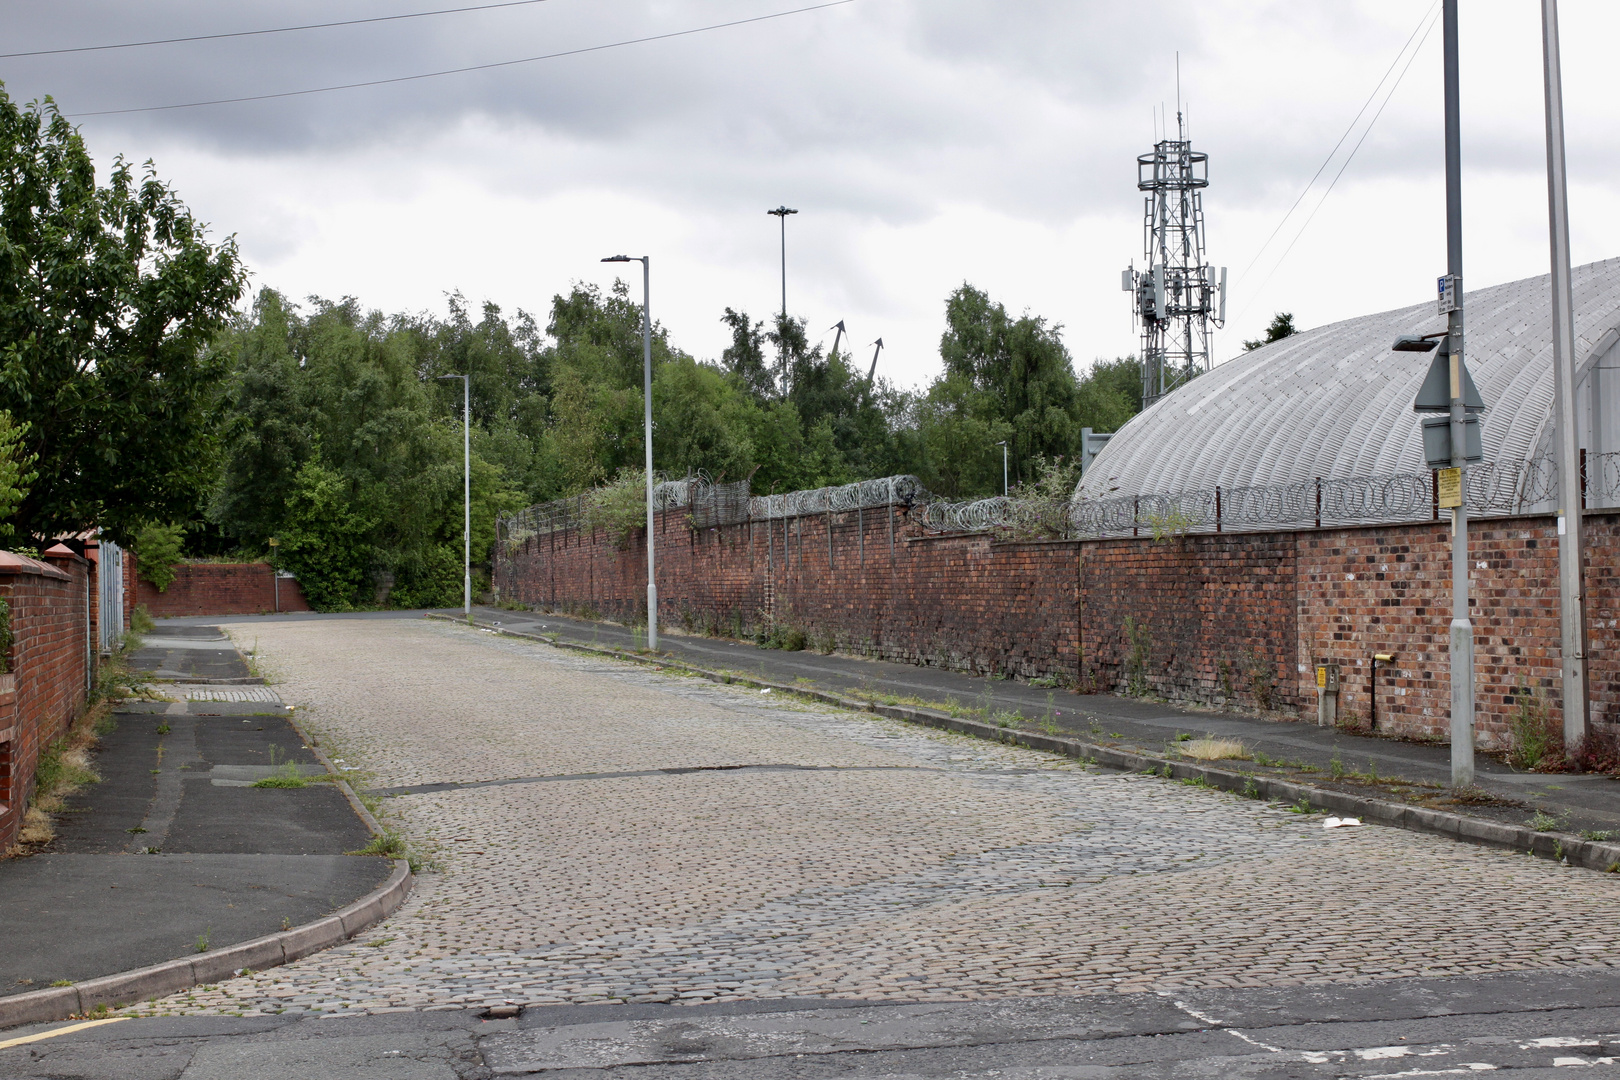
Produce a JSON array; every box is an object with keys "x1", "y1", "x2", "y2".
[{"x1": 133, "y1": 521, "x2": 185, "y2": 592}]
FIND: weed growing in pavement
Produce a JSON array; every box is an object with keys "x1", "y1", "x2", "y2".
[
  {"x1": 1037, "y1": 692, "x2": 1061, "y2": 734},
  {"x1": 155, "y1": 722, "x2": 170, "y2": 735},
  {"x1": 990, "y1": 709, "x2": 1021, "y2": 729},
  {"x1": 349, "y1": 830, "x2": 425, "y2": 873},
  {"x1": 1508, "y1": 682, "x2": 1563, "y2": 771},
  {"x1": 1029, "y1": 675, "x2": 1059, "y2": 689},
  {"x1": 1581, "y1": 829, "x2": 1619, "y2": 842},
  {"x1": 130, "y1": 604, "x2": 156, "y2": 636},
  {"x1": 1252, "y1": 750, "x2": 1276, "y2": 767},
  {"x1": 1109, "y1": 732, "x2": 1123, "y2": 739},
  {"x1": 1180, "y1": 775, "x2": 1212, "y2": 789},
  {"x1": 1329, "y1": 749, "x2": 1345, "y2": 780},
  {"x1": 49, "y1": 979, "x2": 71, "y2": 988},
  {"x1": 252, "y1": 761, "x2": 310, "y2": 789},
  {"x1": 1288, "y1": 797, "x2": 1312, "y2": 814},
  {"x1": 1241, "y1": 778, "x2": 1262, "y2": 799},
  {"x1": 1173, "y1": 731, "x2": 1192, "y2": 742},
  {"x1": 195, "y1": 929, "x2": 211, "y2": 953},
  {"x1": 1529, "y1": 809, "x2": 1570, "y2": 832},
  {"x1": 1180, "y1": 737, "x2": 1251, "y2": 762}
]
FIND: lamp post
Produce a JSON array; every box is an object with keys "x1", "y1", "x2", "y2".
[
  {"x1": 1391, "y1": 0, "x2": 1474, "y2": 787},
  {"x1": 1541, "y1": 0, "x2": 1590, "y2": 753},
  {"x1": 995, "y1": 441, "x2": 1008, "y2": 497},
  {"x1": 603, "y1": 254, "x2": 658, "y2": 651},
  {"x1": 437, "y1": 373, "x2": 471, "y2": 616},
  {"x1": 767, "y1": 206, "x2": 797, "y2": 320}
]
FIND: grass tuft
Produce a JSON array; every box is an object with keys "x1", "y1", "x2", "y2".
[{"x1": 1179, "y1": 737, "x2": 1251, "y2": 762}]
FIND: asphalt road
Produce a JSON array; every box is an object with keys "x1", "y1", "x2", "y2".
[{"x1": 7, "y1": 968, "x2": 1620, "y2": 1077}]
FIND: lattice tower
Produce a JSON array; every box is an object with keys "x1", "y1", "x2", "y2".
[{"x1": 1123, "y1": 112, "x2": 1226, "y2": 408}]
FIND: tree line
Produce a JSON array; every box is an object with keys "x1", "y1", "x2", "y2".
[{"x1": 0, "y1": 89, "x2": 1144, "y2": 611}]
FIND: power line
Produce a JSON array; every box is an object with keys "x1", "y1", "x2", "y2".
[
  {"x1": 1232, "y1": 1, "x2": 1439, "y2": 290},
  {"x1": 69, "y1": 1, "x2": 854, "y2": 118},
  {"x1": 0, "y1": 0, "x2": 557, "y2": 60},
  {"x1": 1232, "y1": 3, "x2": 1441, "y2": 326}
]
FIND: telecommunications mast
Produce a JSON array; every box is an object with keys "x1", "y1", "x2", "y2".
[{"x1": 1123, "y1": 96, "x2": 1226, "y2": 409}]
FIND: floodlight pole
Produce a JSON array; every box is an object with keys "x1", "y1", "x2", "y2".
[
  {"x1": 437, "y1": 373, "x2": 471, "y2": 616},
  {"x1": 767, "y1": 206, "x2": 797, "y2": 320},
  {"x1": 603, "y1": 254, "x2": 657, "y2": 650},
  {"x1": 1541, "y1": 0, "x2": 1590, "y2": 753},
  {"x1": 1442, "y1": 0, "x2": 1474, "y2": 788}
]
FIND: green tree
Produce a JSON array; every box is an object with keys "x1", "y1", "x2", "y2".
[
  {"x1": 133, "y1": 521, "x2": 185, "y2": 592},
  {"x1": 276, "y1": 459, "x2": 374, "y2": 611},
  {"x1": 0, "y1": 88, "x2": 246, "y2": 545},
  {"x1": 1243, "y1": 312, "x2": 1297, "y2": 351},
  {"x1": 0, "y1": 410, "x2": 37, "y2": 541}
]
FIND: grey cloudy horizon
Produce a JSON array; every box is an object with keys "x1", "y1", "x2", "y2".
[{"x1": 3, "y1": 0, "x2": 1617, "y2": 390}]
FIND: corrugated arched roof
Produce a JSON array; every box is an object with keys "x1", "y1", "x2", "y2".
[{"x1": 1077, "y1": 258, "x2": 1620, "y2": 504}]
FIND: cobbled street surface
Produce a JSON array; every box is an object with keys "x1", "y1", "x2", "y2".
[{"x1": 130, "y1": 618, "x2": 1620, "y2": 1019}]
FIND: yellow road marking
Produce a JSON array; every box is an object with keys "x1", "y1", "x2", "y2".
[{"x1": 0, "y1": 1017, "x2": 128, "y2": 1050}]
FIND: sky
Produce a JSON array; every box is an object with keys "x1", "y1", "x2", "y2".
[{"x1": 3, "y1": 0, "x2": 1619, "y2": 391}]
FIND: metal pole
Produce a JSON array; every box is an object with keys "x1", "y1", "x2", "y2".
[
  {"x1": 1443, "y1": 0, "x2": 1475, "y2": 787},
  {"x1": 779, "y1": 212, "x2": 787, "y2": 320},
  {"x1": 1542, "y1": 0, "x2": 1590, "y2": 753},
  {"x1": 641, "y1": 257, "x2": 657, "y2": 651},
  {"x1": 462, "y1": 373, "x2": 471, "y2": 616},
  {"x1": 1002, "y1": 443, "x2": 1008, "y2": 497}
]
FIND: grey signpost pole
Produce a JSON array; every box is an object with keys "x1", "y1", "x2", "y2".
[
  {"x1": 1541, "y1": 0, "x2": 1590, "y2": 752},
  {"x1": 1442, "y1": 0, "x2": 1475, "y2": 787},
  {"x1": 996, "y1": 441, "x2": 1008, "y2": 497}
]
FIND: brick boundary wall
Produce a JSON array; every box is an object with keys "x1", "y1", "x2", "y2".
[
  {"x1": 0, "y1": 549, "x2": 90, "y2": 851},
  {"x1": 133, "y1": 560, "x2": 312, "y2": 618},
  {"x1": 495, "y1": 505, "x2": 1620, "y2": 747}
]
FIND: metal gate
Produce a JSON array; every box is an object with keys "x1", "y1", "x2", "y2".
[{"x1": 97, "y1": 538, "x2": 124, "y2": 654}]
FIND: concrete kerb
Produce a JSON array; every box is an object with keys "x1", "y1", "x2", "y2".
[
  {"x1": 429, "y1": 613, "x2": 1620, "y2": 878},
  {"x1": 0, "y1": 859, "x2": 411, "y2": 1029},
  {"x1": 0, "y1": 698, "x2": 412, "y2": 1030}
]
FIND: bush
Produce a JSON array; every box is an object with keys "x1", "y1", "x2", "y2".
[
  {"x1": 133, "y1": 522, "x2": 185, "y2": 592},
  {"x1": 389, "y1": 543, "x2": 462, "y2": 609},
  {"x1": 1507, "y1": 684, "x2": 1563, "y2": 770},
  {"x1": 582, "y1": 468, "x2": 650, "y2": 549},
  {"x1": 277, "y1": 459, "x2": 374, "y2": 612}
]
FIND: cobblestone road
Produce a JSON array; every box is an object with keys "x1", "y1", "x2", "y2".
[{"x1": 132, "y1": 618, "x2": 1620, "y2": 1018}]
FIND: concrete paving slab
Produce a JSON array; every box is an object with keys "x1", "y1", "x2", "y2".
[{"x1": 0, "y1": 853, "x2": 390, "y2": 991}]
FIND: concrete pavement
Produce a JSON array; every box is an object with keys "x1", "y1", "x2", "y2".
[{"x1": 0, "y1": 624, "x2": 396, "y2": 1018}]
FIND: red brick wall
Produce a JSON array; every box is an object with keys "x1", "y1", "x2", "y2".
[
  {"x1": 133, "y1": 560, "x2": 311, "y2": 617},
  {"x1": 0, "y1": 551, "x2": 90, "y2": 850},
  {"x1": 494, "y1": 506, "x2": 1620, "y2": 745}
]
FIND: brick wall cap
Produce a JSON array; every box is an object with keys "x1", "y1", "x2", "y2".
[{"x1": 0, "y1": 549, "x2": 71, "y2": 580}]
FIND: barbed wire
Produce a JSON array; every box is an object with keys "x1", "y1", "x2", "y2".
[{"x1": 498, "y1": 452, "x2": 1611, "y2": 551}]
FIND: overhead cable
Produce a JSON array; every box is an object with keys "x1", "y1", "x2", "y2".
[
  {"x1": 0, "y1": 0, "x2": 557, "y2": 60},
  {"x1": 69, "y1": 0, "x2": 854, "y2": 117}
]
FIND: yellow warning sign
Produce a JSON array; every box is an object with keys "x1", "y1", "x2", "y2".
[
  {"x1": 1438, "y1": 467, "x2": 1462, "y2": 508},
  {"x1": 1316, "y1": 666, "x2": 1327, "y2": 688}
]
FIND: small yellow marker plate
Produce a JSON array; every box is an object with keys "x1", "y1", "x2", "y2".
[{"x1": 1438, "y1": 467, "x2": 1462, "y2": 509}]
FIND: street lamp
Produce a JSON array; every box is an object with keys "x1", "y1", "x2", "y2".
[
  {"x1": 1541, "y1": 0, "x2": 1591, "y2": 754},
  {"x1": 437, "y1": 373, "x2": 471, "y2": 616},
  {"x1": 602, "y1": 254, "x2": 658, "y2": 651},
  {"x1": 994, "y1": 441, "x2": 1008, "y2": 497},
  {"x1": 766, "y1": 206, "x2": 797, "y2": 321}
]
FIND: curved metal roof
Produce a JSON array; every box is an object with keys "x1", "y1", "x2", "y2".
[{"x1": 1077, "y1": 257, "x2": 1620, "y2": 504}]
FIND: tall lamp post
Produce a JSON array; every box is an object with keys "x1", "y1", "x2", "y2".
[
  {"x1": 1394, "y1": 0, "x2": 1475, "y2": 788},
  {"x1": 603, "y1": 254, "x2": 658, "y2": 651},
  {"x1": 437, "y1": 373, "x2": 471, "y2": 616},
  {"x1": 767, "y1": 206, "x2": 797, "y2": 320},
  {"x1": 1541, "y1": 0, "x2": 1590, "y2": 752},
  {"x1": 995, "y1": 440, "x2": 1008, "y2": 497}
]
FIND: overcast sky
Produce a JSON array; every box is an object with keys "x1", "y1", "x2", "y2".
[{"x1": 4, "y1": 0, "x2": 1618, "y2": 389}]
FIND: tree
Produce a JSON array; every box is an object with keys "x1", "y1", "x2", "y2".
[
  {"x1": 0, "y1": 88, "x2": 247, "y2": 545},
  {"x1": 0, "y1": 410, "x2": 37, "y2": 542},
  {"x1": 1243, "y1": 312, "x2": 1297, "y2": 351}
]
